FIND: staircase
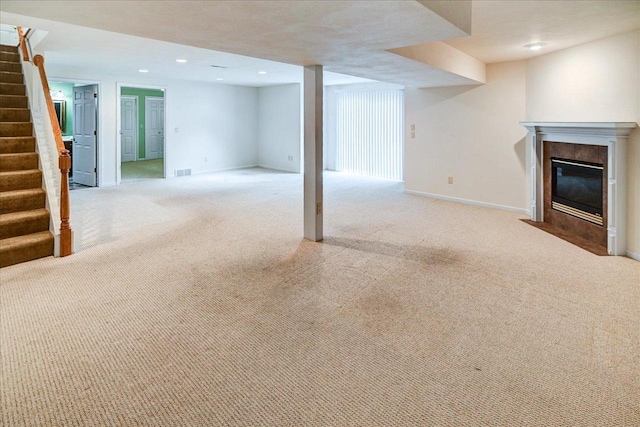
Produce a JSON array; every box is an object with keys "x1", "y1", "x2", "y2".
[{"x1": 0, "y1": 44, "x2": 54, "y2": 268}]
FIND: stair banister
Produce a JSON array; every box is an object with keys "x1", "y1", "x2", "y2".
[{"x1": 30, "y1": 54, "x2": 73, "y2": 257}]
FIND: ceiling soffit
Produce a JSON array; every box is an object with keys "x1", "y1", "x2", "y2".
[{"x1": 0, "y1": 0, "x2": 484, "y2": 88}]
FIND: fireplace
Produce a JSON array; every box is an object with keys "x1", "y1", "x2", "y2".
[
  {"x1": 520, "y1": 122, "x2": 636, "y2": 256},
  {"x1": 551, "y1": 158, "x2": 603, "y2": 225}
]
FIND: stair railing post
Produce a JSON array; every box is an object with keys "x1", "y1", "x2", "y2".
[
  {"x1": 17, "y1": 26, "x2": 30, "y2": 62},
  {"x1": 33, "y1": 54, "x2": 72, "y2": 257}
]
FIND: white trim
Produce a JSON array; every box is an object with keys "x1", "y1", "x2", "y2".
[
  {"x1": 626, "y1": 250, "x2": 640, "y2": 262},
  {"x1": 257, "y1": 163, "x2": 300, "y2": 174},
  {"x1": 404, "y1": 190, "x2": 528, "y2": 214},
  {"x1": 191, "y1": 164, "x2": 259, "y2": 175}
]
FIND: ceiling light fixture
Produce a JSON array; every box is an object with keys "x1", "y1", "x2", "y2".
[
  {"x1": 138, "y1": 69, "x2": 149, "y2": 73},
  {"x1": 176, "y1": 59, "x2": 187, "y2": 63},
  {"x1": 524, "y1": 43, "x2": 545, "y2": 51},
  {"x1": 258, "y1": 71, "x2": 267, "y2": 75},
  {"x1": 216, "y1": 78, "x2": 224, "y2": 81}
]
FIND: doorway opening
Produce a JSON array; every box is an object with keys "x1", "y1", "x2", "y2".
[
  {"x1": 119, "y1": 86, "x2": 165, "y2": 183},
  {"x1": 49, "y1": 80, "x2": 100, "y2": 190}
]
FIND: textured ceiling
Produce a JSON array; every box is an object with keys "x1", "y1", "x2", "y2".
[
  {"x1": 445, "y1": 0, "x2": 640, "y2": 63},
  {"x1": 0, "y1": 0, "x2": 479, "y2": 88},
  {"x1": 0, "y1": 1, "x2": 638, "y2": 88}
]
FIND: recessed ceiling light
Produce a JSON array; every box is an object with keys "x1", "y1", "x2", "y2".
[
  {"x1": 258, "y1": 71, "x2": 267, "y2": 75},
  {"x1": 216, "y1": 78, "x2": 224, "y2": 81},
  {"x1": 138, "y1": 69, "x2": 149, "y2": 73},
  {"x1": 176, "y1": 59, "x2": 187, "y2": 63},
  {"x1": 524, "y1": 43, "x2": 545, "y2": 51}
]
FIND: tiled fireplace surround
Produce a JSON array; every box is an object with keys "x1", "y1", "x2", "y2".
[{"x1": 521, "y1": 122, "x2": 636, "y2": 256}]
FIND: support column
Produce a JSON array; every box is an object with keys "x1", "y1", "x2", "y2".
[{"x1": 303, "y1": 65, "x2": 323, "y2": 241}]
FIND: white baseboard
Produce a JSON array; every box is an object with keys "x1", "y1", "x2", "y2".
[
  {"x1": 404, "y1": 189, "x2": 528, "y2": 214},
  {"x1": 192, "y1": 164, "x2": 258, "y2": 175},
  {"x1": 257, "y1": 163, "x2": 300, "y2": 174},
  {"x1": 626, "y1": 250, "x2": 640, "y2": 262},
  {"x1": 100, "y1": 181, "x2": 117, "y2": 187}
]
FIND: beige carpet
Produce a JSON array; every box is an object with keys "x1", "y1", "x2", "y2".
[
  {"x1": 121, "y1": 158, "x2": 164, "y2": 182},
  {"x1": 1, "y1": 168, "x2": 639, "y2": 426}
]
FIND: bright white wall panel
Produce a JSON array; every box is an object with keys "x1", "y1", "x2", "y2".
[{"x1": 258, "y1": 84, "x2": 301, "y2": 173}]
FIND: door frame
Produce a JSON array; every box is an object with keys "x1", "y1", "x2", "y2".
[
  {"x1": 50, "y1": 77, "x2": 102, "y2": 186},
  {"x1": 120, "y1": 95, "x2": 138, "y2": 162},
  {"x1": 116, "y1": 82, "x2": 168, "y2": 185}
]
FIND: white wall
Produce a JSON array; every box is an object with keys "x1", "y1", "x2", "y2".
[
  {"x1": 43, "y1": 62, "x2": 259, "y2": 186},
  {"x1": 257, "y1": 84, "x2": 301, "y2": 173},
  {"x1": 171, "y1": 82, "x2": 258, "y2": 176},
  {"x1": 404, "y1": 61, "x2": 528, "y2": 211},
  {"x1": 526, "y1": 30, "x2": 640, "y2": 255}
]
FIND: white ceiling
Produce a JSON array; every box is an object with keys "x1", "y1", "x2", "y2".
[
  {"x1": 445, "y1": 0, "x2": 640, "y2": 63},
  {"x1": 0, "y1": 1, "x2": 638, "y2": 88}
]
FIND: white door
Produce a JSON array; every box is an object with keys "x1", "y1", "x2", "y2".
[
  {"x1": 145, "y1": 97, "x2": 164, "y2": 160},
  {"x1": 73, "y1": 85, "x2": 98, "y2": 186},
  {"x1": 121, "y1": 96, "x2": 137, "y2": 162}
]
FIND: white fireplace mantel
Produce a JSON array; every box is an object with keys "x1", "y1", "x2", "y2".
[{"x1": 519, "y1": 122, "x2": 637, "y2": 256}]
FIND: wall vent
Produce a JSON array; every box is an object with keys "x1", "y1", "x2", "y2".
[{"x1": 175, "y1": 168, "x2": 192, "y2": 177}]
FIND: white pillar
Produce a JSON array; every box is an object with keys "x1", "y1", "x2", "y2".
[{"x1": 304, "y1": 65, "x2": 323, "y2": 241}]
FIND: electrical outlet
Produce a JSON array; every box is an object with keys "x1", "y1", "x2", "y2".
[
  {"x1": 411, "y1": 132, "x2": 415, "y2": 139},
  {"x1": 204, "y1": 156, "x2": 208, "y2": 162},
  {"x1": 288, "y1": 155, "x2": 293, "y2": 161},
  {"x1": 411, "y1": 124, "x2": 415, "y2": 131},
  {"x1": 448, "y1": 176, "x2": 453, "y2": 184}
]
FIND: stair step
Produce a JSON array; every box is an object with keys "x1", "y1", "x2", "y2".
[
  {"x1": 0, "y1": 208, "x2": 50, "y2": 239},
  {"x1": 0, "y1": 152, "x2": 38, "y2": 170},
  {"x1": 0, "y1": 230, "x2": 54, "y2": 268},
  {"x1": 0, "y1": 51, "x2": 20, "y2": 63},
  {"x1": 0, "y1": 188, "x2": 45, "y2": 215},
  {"x1": 0, "y1": 82, "x2": 25, "y2": 96},
  {"x1": 0, "y1": 95, "x2": 28, "y2": 108},
  {"x1": 0, "y1": 71, "x2": 23, "y2": 84},
  {"x1": 0, "y1": 136, "x2": 35, "y2": 153},
  {"x1": 0, "y1": 61, "x2": 21, "y2": 73},
  {"x1": 0, "y1": 45, "x2": 19, "y2": 53},
  {"x1": 0, "y1": 169, "x2": 41, "y2": 191},
  {"x1": 0, "y1": 108, "x2": 30, "y2": 122},
  {"x1": 0, "y1": 122, "x2": 32, "y2": 137}
]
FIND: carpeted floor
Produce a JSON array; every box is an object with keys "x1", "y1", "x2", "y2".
[
  {"x1": 121, "y1": 158, "x2": 164, "y2": 182},
  {"x1": 1, "y1": 168, "x2": 639, "y2": 426}
]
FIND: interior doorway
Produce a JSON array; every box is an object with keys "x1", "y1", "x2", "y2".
[
  {"x1": 118, "y1": 86, "x2": 165, "y2": 183},
  {"x1": 49, "y1": 80, "x2": 100, "y2": 190}
]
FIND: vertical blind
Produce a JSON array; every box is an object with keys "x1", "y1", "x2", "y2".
[{"x1": 335, "y1": 89, "x2": 404, "y2": 181}]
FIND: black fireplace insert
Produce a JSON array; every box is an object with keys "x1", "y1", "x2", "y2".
[{"x1": 551, "y1": 158, "x2": 603, "y2": 223}]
